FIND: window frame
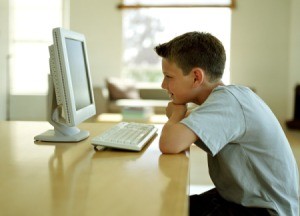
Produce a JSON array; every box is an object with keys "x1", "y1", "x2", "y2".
[{"x1": 117, "y1": 0, "x2": 236, "y2": 9}]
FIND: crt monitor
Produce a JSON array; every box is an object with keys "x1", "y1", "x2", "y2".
[{"x1": 34, "y1": 27, "x2": 96, "y2": 142}]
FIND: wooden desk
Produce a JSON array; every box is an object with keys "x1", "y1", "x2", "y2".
[{"x1": 0, "y1": 121, "x2": 188, "y2": 216}]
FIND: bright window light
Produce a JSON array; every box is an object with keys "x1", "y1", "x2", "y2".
[
  {"x1": 9, "y1": 0, "x2": 63, "y2": 95},
  {"x1": 122, "y1": 8, "x2": 231, "y2": 84}
]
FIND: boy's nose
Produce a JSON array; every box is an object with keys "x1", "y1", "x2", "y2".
[{"x1": 161, "y1": 79, "x2": 167, "y2": 90}]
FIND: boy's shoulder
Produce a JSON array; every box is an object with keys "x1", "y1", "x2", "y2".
[
  {"x1": 213, "y1": 84, "x2": 251, "y2": 92},
  {"x1": 212, "y1": 85, "x2": 255, "y2": 98}
]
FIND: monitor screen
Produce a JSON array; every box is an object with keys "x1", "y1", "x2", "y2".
[{"x1": 65, "y1": 38, "x2": 92, "y2": 111}]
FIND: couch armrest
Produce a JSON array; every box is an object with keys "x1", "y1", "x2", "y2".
[
  {"x1": 138, "y1": 87, "x2": 169, "y2": 100},
  {"x1": 93, "y1": 86, "x2": 109, "y2": 115}
]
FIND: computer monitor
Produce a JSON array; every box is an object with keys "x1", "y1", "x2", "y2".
[{"x1": 34, "y1": 27, "x2": 96, "y2": 142}]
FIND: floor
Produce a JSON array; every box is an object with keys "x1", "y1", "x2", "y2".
[{"x1": 189, "y1": 125, "x2": 300, "y2": 195}]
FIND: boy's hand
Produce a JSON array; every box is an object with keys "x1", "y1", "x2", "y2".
[
  {"x1": 160, "y1": 102, "x2": 196, "y2": 154},
  {"x1": 166, "y1": 102, "x2": 187, "y2": 122}
]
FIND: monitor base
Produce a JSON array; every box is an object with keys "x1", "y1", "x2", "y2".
[{"x1": 34, "y1": 128, "x2": 89, "y2": 142}]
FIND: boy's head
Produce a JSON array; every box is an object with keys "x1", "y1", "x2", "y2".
[{"x1": 154, "y1": 32, "x2": 226, "y2": 82}]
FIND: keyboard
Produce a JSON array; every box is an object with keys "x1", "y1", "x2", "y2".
[{"x1": 91, "y1": 122, "x2": 158, "y2": 151}]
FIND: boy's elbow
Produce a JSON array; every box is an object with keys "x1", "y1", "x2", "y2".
[
  {"x1": 159, "y1": 122, "x2": 193, "y2": 154},
  {"x1": 159, "y1": 140, "x2": 183, "y2": 154}
]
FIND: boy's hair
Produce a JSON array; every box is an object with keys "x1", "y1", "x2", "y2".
[{"x1": 154, "y1": 32, "x2": 226, "y2": 82}]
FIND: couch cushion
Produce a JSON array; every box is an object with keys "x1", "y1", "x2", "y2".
[{"x1": 106, "y1": 78, "x2": 140, "y2": 100}]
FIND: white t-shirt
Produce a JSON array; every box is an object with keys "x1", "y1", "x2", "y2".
[{"x1": 181, "y1": 85, "x2": 299, "y2": 216}]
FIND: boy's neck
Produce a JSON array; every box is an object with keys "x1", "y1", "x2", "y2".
[{"x1": 194, "y1": 80, "x2": 224, "y2": 105}]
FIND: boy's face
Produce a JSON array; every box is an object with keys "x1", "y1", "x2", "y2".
[{"x1": 161, "y1": 58, "x2": 195, "y2": 105}]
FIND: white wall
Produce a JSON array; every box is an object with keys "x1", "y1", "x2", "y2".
[
  {"x1": 9, "y1": 95, "x2": 47, "y2": 121},
  {"x1": 231, "y1": 0, "x2": 291, "y2": 121},
  {"x1": 0, "y1": 0, "x2": 9, "y2": 121},
  {"x1": 287, "y1": 0, "x2": 300, "y2": 119},
  {"x1": 69, "y1": 0, "x2": 122, "y2": 88},
  {"x1": 7, "y1": 0, "x2": 300, "y2": 122}
]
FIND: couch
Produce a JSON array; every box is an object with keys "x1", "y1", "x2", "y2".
[{"x1": 93, "y1": 78, "x2": 170, "y2": 115}]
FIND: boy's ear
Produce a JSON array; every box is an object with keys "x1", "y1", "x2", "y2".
[{"x1": 192, "y1": 68, "x2": 205, "y2": 87}]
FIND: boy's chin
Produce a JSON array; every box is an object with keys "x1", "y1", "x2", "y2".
[{"x1": 172, "y1": 100, "x2": 187, "y2": 105}]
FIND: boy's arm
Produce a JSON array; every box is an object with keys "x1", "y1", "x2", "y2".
[{"x1": 159, "y1": 102, "x2": 198, "y2": 154}]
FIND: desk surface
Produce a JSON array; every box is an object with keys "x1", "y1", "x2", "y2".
[{"x1": 0, "y1": 121, "x2": 188, "y2": 216}]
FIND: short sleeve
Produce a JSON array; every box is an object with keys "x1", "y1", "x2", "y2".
[{"x1": 181, "y1": 88, "x2": 246, "y2": 156}]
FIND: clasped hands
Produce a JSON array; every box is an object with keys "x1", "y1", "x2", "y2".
[{"x1": 165, "y1": 102, "x2": 188, "y2": 122}]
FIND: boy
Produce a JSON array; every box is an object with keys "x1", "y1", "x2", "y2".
[{"x1": 154, "y1": 32, "x2": 299, "y2": 216}]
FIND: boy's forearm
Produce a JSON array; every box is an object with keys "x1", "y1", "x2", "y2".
[
  {"x1": 159, "y1": 102, "x2": 191, "y2": 154},
  {"x1": 159, "y1": 121, "x2": 181, "y2": 154},
  {"x1": 159, "y1": 114, "x2": 186, "y2": 154}
]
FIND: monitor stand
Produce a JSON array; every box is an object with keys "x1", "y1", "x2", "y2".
[
  {"x1": 34, "y1": 75, "x2": 89, "y2": 142},
  {"x1": 34, "y1": 126, "x2": 89, "y2": 142}
]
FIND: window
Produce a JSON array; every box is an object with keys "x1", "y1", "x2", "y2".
[
  {"x1": 9, "y1": 0, "x2": 64, "y2": 95},
  {"x1": 121, "y1": 1, "x2": 232, "y2": 85}
]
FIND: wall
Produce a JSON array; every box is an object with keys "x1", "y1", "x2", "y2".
[
  {"x1": 231, "y1": 0, "x2": 291, "y2": 122},
  {"x1": 9, "y1": 95, "x2": 47, "y2": 121},
  {"x1": 287, "y1": 0, "x2": 300, "y2": 119},
  {"x1": 0, "y1": 0, "x2": 9, "y2": 121},
  {"x1": 7, "y1": 0, "x2": 300, "y2": 122},
  {"x1": 69, "y1": 0, "x2": 122, "y2": 87}
]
